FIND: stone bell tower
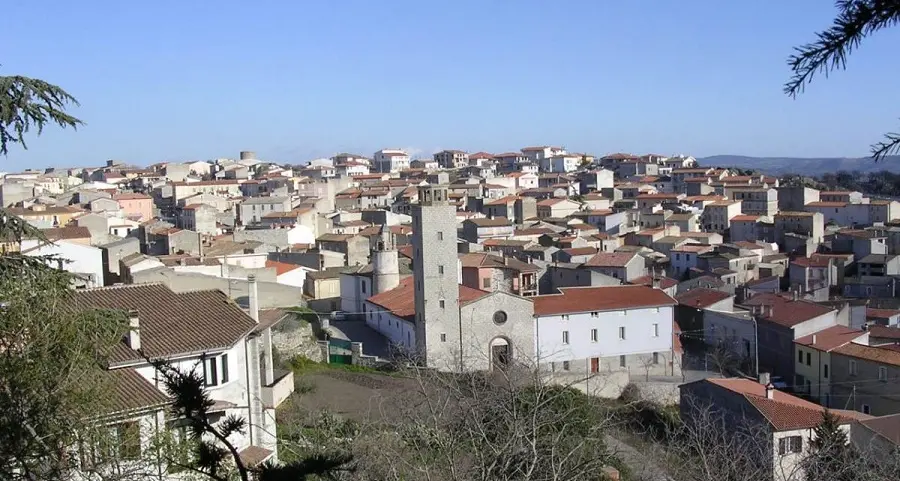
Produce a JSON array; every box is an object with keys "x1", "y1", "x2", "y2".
[{"x1": 372, "y1": 224, "x2": 400, "y2": 295}]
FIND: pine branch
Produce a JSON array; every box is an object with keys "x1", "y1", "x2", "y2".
[
  {"x1": 0, "y1": 73, "x2": 84, "y2": 155},
  {"x1": 785, "y1": 0, "x2": 900, "y2": 98},
  {"x1": 785, "y1": 1, "x2": 900, "y2": 161}
]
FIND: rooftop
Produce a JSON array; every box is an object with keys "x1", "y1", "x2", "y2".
[
  {"x1": 72, "y1": 284, "x2": 256, "y2": 365},
  {"x1": 794, "y1": 325, "x2": 868, "y2": 352},
  {"x1": 533, "y1": 285, "x2": 676, "y2": 316}
]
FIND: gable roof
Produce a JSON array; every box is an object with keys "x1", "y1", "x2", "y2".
[
  {"x1": 72, "y1": 284, "x2": 257, "y2": 365},
  {"x1": 740, "y1": 293, "x2": 835, "y2": 327},
  {"x1": 266, "y1": 259, "x2": 302, "y2": 276},
  {"x1": 365, "y1": 277, "x2": 490, "y2": 322},
  {"x1": 675, "y1": 288, "x2": 732, "y2": 308},
  {"x1": 583, "y1": 252, "x2": 637, "y2": 268},
  {"x1": 533, "y1": 285, "x2": 676, "y2": 316},
  {"x1": 794, "y1": 325, "x2": 867, "y2": 352},
  {"x1": 700, "y1": 378, "x2": 868, "y2": 431}
]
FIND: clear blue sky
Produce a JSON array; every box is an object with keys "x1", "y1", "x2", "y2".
[{"x1": 4, "y1": 0, "x2": 900, "y2": 169}]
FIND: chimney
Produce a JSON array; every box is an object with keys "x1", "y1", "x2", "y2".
[
  {"x1": 248, "y1": 274, "x2": 260, "y2": 323},
  {"x1": 765, "y1": 381, "x2": 775, "y2": 400},
  {"x1": 758, "y1": 372, "x2": 770, "y2": 386},
  {"x1": 652, "y1": 276, "x2": 661, "y2": 289},
  {"x1": 812, "y1": 334, "x2": 817, "y2": 345},
  {"x1": 126, "y1": 310, "x2": 141, "y2": 350}
]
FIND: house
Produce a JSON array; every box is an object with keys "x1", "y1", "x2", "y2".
[
  {"x1": 179, "y1": 203, "x2": 218, "y2": 235},
  {"x1": 680, "y1": 376, "x2": 867, "y2": 481},
  {"x1": 706, "y1": 293, "x2": 838, "y2": 380},
  {"x1": 316, "y1": 233, "x2": 370, "y2": 267},
  {"x1": 239, "y1": 196, "x2": 291, "y2": 225},
  {"x1": 461, "y1": 217, "x2": 515, "y2": 244},
  {"x1": 7, "y1": 204, "x2": 83, "y2": 228},
  {"x1": 533, "y1": 285, "x2": 678, "y2": 376},
  {"x1": 789, "y1": 255, "x2": 840, "y2": 301},
  {"x1": 793, "y1": 325, "x2": 869, "y2": 405},
  {"x1": 536, "y1": 198, "x2": 581, "y2": 219},
  {"x1": 373, "y1": 149, "x2": 410, "y2": 173},
  {"x1": 113, "y1": 192, "x2": 154, "y2": 221},
  {"x1": 830, "y1": 342, "x2": 900, "y2": 415},
  {"x1": 459, "y1": 252, "x2": 540, "y2": 297},
  {"x1": 265, "y1": 260, "x2": 309, "y2": 287},
  {"x1": 70, "y1": 282, "x2": 290, "y2": 474},
  {"x1": 303, "y1": 267, "x2": 344, "y2": 312},
  {"x1": 582, "y1": 252, "x2": 646, "y2": 282},
  {"x1": 433, "y1": 150, "x2": 469, "y2": 169},
  {"x1": 21, "y1": 238, "x2": 104, "y2": 287},
  {"x1": 700, "y1": 200, "x2": 741, "y2": 233}
]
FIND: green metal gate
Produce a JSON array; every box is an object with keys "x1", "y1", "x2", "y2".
[{"x1": 328, "y1": 338, "x2": 353, "y2": 365}]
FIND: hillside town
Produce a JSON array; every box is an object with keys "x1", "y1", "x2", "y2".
[{"x1": 5, "y1": 146, "x2": 900, "y2": 480}]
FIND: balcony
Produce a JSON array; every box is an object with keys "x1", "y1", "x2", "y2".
[{"x1": 261, "y1": 369, "x2": 294, "y2": 409}]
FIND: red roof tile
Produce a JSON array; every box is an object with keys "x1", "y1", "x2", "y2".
[
  {"x1": 703, "y1": 378, "x2": 866, "y2": 431},
  {"x1": 630, "y1": 275, "x2": 678, "y2": 290},
  {"x1": 583, "y1": 252, "x2": 637, "y2": 268},
  {"x1": 266, "y1": 260, "x2": 302, "y2": 276},
  {"x1": 533, "y1": 285, "x2": 676, "y2": 316},
  {"x1": 675, "y1": 288, "x2": 732, "y2": 308},
  {"x1": 366, "y1": 277, "x2": 490, "y2": 322},
  {"x1": 741, "y1": 293, "x2": 835, "y2": 327},
  {"x1": 866, "y1": 308, "x2": 900, "y2": 320},
  {"x1": 834, "y1": 342, "x2": 900, "y2": 367},
  {"x1": 794, "y1": 325, "x2": 868, "y2": 352}
]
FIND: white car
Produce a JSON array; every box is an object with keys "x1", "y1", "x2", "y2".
[{"x1": 330, "y1": 310, "x2": 347, "y2": 322}]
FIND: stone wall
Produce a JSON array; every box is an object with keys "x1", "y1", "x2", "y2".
[{"x1": 272, "y1": 314, "x2": 325, "y2": 362}]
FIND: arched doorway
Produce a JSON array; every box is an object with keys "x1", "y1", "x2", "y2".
[{"x1": 490, "y1": 337, "x2": 512, "y2": 371}]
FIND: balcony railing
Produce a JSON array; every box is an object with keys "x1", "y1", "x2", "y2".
[{"x1": 262, "y1": 369, "x2": 294, "y2": 409}]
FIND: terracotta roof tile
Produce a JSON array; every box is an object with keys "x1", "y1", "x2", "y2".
[
  {"x1": 868, "y1": 325, "x2": 900, "y2": 340},
  {"x1": 866, "y1": 308, "x2": 900, "y2": 320},
  {"x1": 40, "y1": 226, "x2": 91, "y2": 241},
  {"x1": 834, "y1": 342, "x2": 900, "y2": 367},
  {"x1": 703, "y1": 378, "x2": 865, "y2": 431},
  {"x1": 365, "y1": 277, "x2": 490, "y2": 322},
  {"x1": 629, "y1": 275, "x2": 678, "y2": 290},
  {"x1": 533, "y1": 285, "x2": 676, "y2": 316},
  {"x1": 675, "y1": 288, "x2": 732, "y2": 308},
  {"x1": 266, "y1": 260, "x2": 302, "y2": 276},
  {"x1": 794, "y1": 325, "x2": 867, "y2": 352},
  {"x1": 741, "y1": 293, "x2": 835, "y2": 327},
  {"x1": 583, "y1": 252, "x2": 637, "y2": 268}
]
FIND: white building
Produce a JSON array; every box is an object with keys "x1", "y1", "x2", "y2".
[
  {"x1": 533, "y1": 285, "x2": 678, "y2": 376},
  {"x1": 67, "y1": 280, "x2": 292, "y2": 477},
  {"x1": 373, "y1": 149, "x2": 411, "y2": 173},
  {"x1": 548, "y1": 154, "x2": 581, "y2": 173},
  {"x1": 21, "y1": 238, "x2": 104, "y2": 288}
]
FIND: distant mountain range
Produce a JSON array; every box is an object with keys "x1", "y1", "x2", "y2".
[{"x1": 698, "y1": 155, "x2": 900, "y2": 176}]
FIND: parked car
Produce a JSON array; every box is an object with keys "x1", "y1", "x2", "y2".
[{"x1": 330, "y1": 310, "x2": 347, "y2": 322}]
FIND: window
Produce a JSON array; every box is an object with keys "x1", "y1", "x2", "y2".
[
  {"x1": 483, "y1": 277, "x2": 491, "y2": 289},
  {"x1": 798, "y1": 350, "x2": 804, "y2": 363},
  {"x1": 591, "y1": 329, "x2": 598, "y2": 342},
  {"x1": 652, "y1": 323, "x2": 659, "y2": 337},
  {"x1": 437, "y1": 231, "x2": 443, "y2": 240},
  {"x1": 203, "y1": 355, "x2": 230, "y2": 387},
  {"x1": 653, "y1": 352, "x2": 659, "y2": 364},
  {"x1": 439, "y1": 299, "x2": 445, "y2": 309},
  {"x1": 591, "y1": 311, "x2": 599, "y2": 318},
  {"x1": 361, "y1": 280, "x2": 367, "y2": 294},
  {"x1": 619, "y1": 326, "x2": 626, "y2": 340},
  {"x1": 619, "y1": 355, "x2": 626, "y2": 368},
  {"x1": 562, "y1": 331, "x2": 570, "y2": 344},
  {"x1": 824, "y1": 364, "x2": 829, "y2": 378},
  {"x1": 879, "y1": 366, "x2": 888, "y2": 381},
  {"x1": 806, "y1": 352, "x2": 811, "y2": 366},
  {"x1": 493, "y1": 311, "x2": 508, "y2": 325},
  {"x1": 116, "y1": 422, "x2": 141, "y2": 460},
  {"x1": 562, "y1": 361, "x2": 570, "y2": 371},
  {"x1": 778, "y1": 436, "x2": 803, "y2": 455},
  {"x1": 440, "y1": 333, "x2": 447, "y2": 343},
  {"x1": 862, "y1": 404, "x2": 871, "y2": 415},
  {"x1": 561, "y1": 314, "x2": 569, "y2": 321},
  {"x1": 438, "y1": 265, "x2": 444, "y2": 275},
  {"x1": 850, "y1": 360, "x2": 858, "y2": 376}
]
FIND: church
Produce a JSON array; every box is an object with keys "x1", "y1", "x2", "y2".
[{"x1": 363, "y1": 184, "x2": 536, "y2": 372}]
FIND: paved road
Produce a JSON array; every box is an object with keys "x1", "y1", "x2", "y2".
[
  {"x1": 605, "y1": 434, "x2": 672, "y2": 481},
  {"x1": 328, "y1": 320, "x2": 392, "y2": 360}
]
